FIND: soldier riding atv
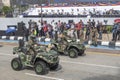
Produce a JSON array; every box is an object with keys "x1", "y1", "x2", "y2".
[
  {"x1": 51, "y1": 31, "x2": 86, "y2": 58},
  {"x1": 11, "y1": 36, "x2": 59, "y2": 75}
]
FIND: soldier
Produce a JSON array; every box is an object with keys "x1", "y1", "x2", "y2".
[
  {"x1": 79, "y1": 29, "x2": 84, "y2": 44},
  {"x1": 28, "y1": 35, "x2": 37, "y2": 46},
  {"x1": 57, "y1": 30, "x2": 68, "y2": 51},
  {"x1": 27, "y1": 35, "x2": 38, "y2": 63},
  {"x1": 92, "y1": 27, "x2": 98, "y2": 46},
  {"x1": 46, "y1": 44, "x2": 55, "y2": 52}
]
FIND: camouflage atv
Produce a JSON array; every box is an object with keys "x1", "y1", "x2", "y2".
[
  {"x1": 11, "y1": 39, "x2": 59, "y2": 75},
  {"x1": 51, "y1": 38, "x2": 86, "y2": 58}
]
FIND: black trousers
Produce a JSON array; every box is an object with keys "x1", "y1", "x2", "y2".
[
  {"x1": 55, "y1": 31, "x2": 58, "y2": 41},
  {"x1": 117, "y1": 31, "x2": 120, "y2": 40},
  {"x1": 77, "y1": 30, "x2": 80, "y2": 39}
]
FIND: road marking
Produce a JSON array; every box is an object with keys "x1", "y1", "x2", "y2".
[
  {"x1": 25, "y1": 73, "x2": 64, "y2": 80},
  {"x1": 1, "y1": 52, "x2": 120, "y2": 69},
  {"x1": 0, "y1": 53, "x2": 15, "y2": 57},
  {"x1": 61, "y1": 61, "x2": 120, "y2": 69},
  {"x1": 87, "y1": 52, "x2": 120, "y2": 57}
]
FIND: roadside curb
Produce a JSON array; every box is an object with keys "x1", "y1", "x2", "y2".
[
  {"x1": 84, "y1": 40, "x2": 120, "y2": 47},
  {"x1": 0, "y1": 36, "x2": 50, "y2": 42},
  {"x1": 0, "y1": 36, "x2": 120, "y2": 47},
  {"x1": 0, "y1": 36, "x2": 23, "y2": 40},
  {"x1": 86, "y1": 48, "x2": 120, "y2": 54}
]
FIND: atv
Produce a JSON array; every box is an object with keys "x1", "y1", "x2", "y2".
[
  {"x1": 51, "y1": 38, "x2": 86, "y2": 58},
  {"x1": 11, "y1": 39, "x2": 59, "y2": 75}
]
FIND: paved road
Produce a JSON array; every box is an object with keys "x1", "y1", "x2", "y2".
[{"x1": 0, "y1": 45, "x2": 120, "y2": 80}]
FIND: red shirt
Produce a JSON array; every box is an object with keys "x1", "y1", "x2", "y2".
[
  {"x1": 76, "y1": 23, "x2": 82, "y2": 30},
  {"x1": 43, "y1": 25, "x2": 48, "y2": 32}
]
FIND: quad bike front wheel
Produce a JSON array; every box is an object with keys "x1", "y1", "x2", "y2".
[
  {"x1": 11, "y1": 58, "x2": 23, "y2": 71},
  {"x1": 34, "y1": 61, "x2": 49, "y2": 75},
  {"x1": 68, "y1": 48, "x2": 78, "y2": 58}
]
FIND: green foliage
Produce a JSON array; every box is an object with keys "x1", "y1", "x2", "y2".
[{"x1": 2, "y1": 6, "x2": 12, "y2": 15}]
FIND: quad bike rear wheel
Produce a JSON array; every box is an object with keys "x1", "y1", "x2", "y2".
[{"x1": 68, "y1": 48, "x2": 78, "y2": 58}]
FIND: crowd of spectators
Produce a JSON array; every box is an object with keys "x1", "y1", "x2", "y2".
[{"x1": 23, "y1": 19, "x2": 120, "y2": 44}]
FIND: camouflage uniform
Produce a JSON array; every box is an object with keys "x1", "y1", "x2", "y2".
[
  {"x1": 79, "y1": 29, "x2": 84, "y2": 44},
  {"x1": 92, "y1": 28, "x2": 98, "y2": 46},
  {"x1": 27, "y1": 35, "x2": 37, "y2": 62},
  {"x1": 89, "y1": 27, "x2": 93, "y2": 41},
  {"x1": 58, "y1": 30, "x2": 68, "y2": 51},
  {"x1": 28, "y1": 34, "x2": 37, "y2": 44}
]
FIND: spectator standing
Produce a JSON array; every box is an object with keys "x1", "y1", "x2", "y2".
[
  {"x1": 38, "y1": 20, "x2": 43, "y2": 37},
  {"x1": 97, "y1": 21, "x2": 102, "y2": 40},
  {"x1": 67, "y1": 22, "x2": 75, "y2": 38},
  {"x1": 57, "y1": 20, "x2": 62, "y2": 34},
  {"x1": 43, "y1": 21, "x2": 48, "y2": 37},
  {"x1": 60, "y1": 22, "x2": 65, "y2": 34},
  {"x1": 33, "y1": 29, "x2": 37, "y2": 36},
  {"x1": 112, "y1": 22, "x2": 118, "y2": 41},
  {"x1": 76, "y1": 20, "x2": 82, "y2": 39},
  {"x1": 99, "y1": 22, "x2": 103, "y2": 40},
  {"x1": 28, "y1": 19, "x2": 32, "y2": 30},
  {"x1": 41, "y1": 21, "x2": 44, "y2": 37},
  {"x1": 88, "y1": 19, "x2": 92, "y2": 27},
  {"x1": 48, "y1": 24, "x2": 53, "y2": 38},
  {"x1": 34, "y1": 22, "x2": 39, "y2": 37},
  {"x1": 54, "y1": 22, "x2": 59, "y2": 41},
  {"x1": 85, "y1": 22, "x2": 90, "y2": 40},
  {"x1": 25, "y1": 28, "x2": 30, "y2": 42},
  {"x1": 51, "y1": 20, "x2": 56, "y2": 39},
  {"x1": 91, "y1": 19, "x2": 96, "y2": 27}
]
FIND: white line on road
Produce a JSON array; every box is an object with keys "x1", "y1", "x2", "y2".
[
  {"x1": 25, "y1": 73, "x2": 64, "y2": 80},
  {"x1": 1, "y1": 52, "x2": 120, "y2": 69},
  {"x1": 0, "y1": 53, "x2": 15, "y2": 57},
  {"x1": 61, "y1": 61, "x2": 120, "y2": 69}
]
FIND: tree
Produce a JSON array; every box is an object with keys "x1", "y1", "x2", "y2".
[{"x1": 2, "y1": 6, "x2": 12, "y2": 15}]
